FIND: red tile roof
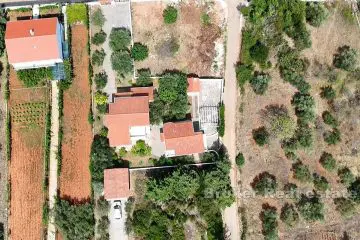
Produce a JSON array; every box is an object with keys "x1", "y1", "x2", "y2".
[
  {"x1": 105, "y1": 95, "x2": 150, "y2": 146},
  {"x1": 104, "y1": 168, "x2": 132, "y2": 200},
  {"x1": 113, "y1": 87, "x2": 154, "y2": 101},
  {"x1": 187, "y1": 77, "x2": 201, "y2": 93},
  {"x1": 5, "y1": 18, "x2": 62, "y2": 64},
  {"x1": 163, "y1": 121, "x2": 205, "y2": 156}
]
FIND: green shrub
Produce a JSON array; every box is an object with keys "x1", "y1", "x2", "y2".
[
  {"x1": 92, "y1": 30, "x2": 107, "y2": 45},
  {"x1": 109, "y1": 28, "x2": 131, "y2": 51},
  {"x1": 88, "y1": 109, "x2": 94, "y2": 125},
  {"x1": 17, "y1": 68, "x2": 52, "y2": 87},
  {"x1": 201, "y1": 12, "x2": 211, "y2": 25},
  {"x1": 319, "y1": 152, "x2": 336, "y2": 171},
  {"x1": 250, "y1": 41, "x2": 269, "y2": 64},
  {"x1": 218, "y1": 103, "x2": 225, "y2": 137},
  {"x1": 322, "y1": 111, "x2": 338, "y2": 128},
  {"x1": 111, "y1": 51, "x2": 133, "y2": 76},
  {"x1": 97, "y1": 103, "x2": 107, "y2": 114},
  {"x1": 291, "y1": 92, "x2": 315, "y2": 123},
  {"x1": 94, "y1": 72, "x2": 108, "y2": 90},
  {"x1": 283, "y1": 183, "x2": 297, "y2": 195},
  {"x1": 131, "y1": 43, "x2": 149, "y2": 61},
  {"x1": 261, "y1": 207, "x2": 279, "y2": 240},
  {"x1": 334, "y1": 197, "x2": 356, "y2": 217},
  {"x1": 95, "y1": 91, "x2": 108, "y2": 105},
  {"x1": 91, "y1": 8, "x2": 106, "y2": 27},
  {"x1": 341, "y1": 5, "x2": 355, "y2": 24},
  {"x1": 305, "y1": 3, "x2": 328, "y2": 27},
  {"x1": 313, "y1": 173, "x2": 329, "y2": 191},
  {"x1": 250, "y1": 73, "x2": 271, "y2": 95},
  {"x1": 252, "y1": 172, "x2": 277, "y2": 195},
  {"x1": 59, "y1": 60, "x2": 73, "y2": 90},
  {"x1": 131, "y1": 140, "x2": 151, "y2": 156},
  {"x1": 67, "y1": 4, "x2": 88, "y2": 25},
  {"x1": 55, "y1": 199, "x2": 94, "y2": 240},
  {"x1": 0, "y1": 10, "x2": 7, "y2": 57},
  {"x1": 290, "y1": 23, "x2": 312, "y2": 51},
  {"x1": 92, "y1": 49, "x2": 106, "y2": 66},
  {"x1": 292, "y1": 162, "x2": 312, "y2": 183},
  {"x1": 338, "y1": 167, "x2": 355, "y2": 186},
  {"x1": 320, "y1": 86, "x2": 336, "y2": 100},
  {"x1": 236, "y1": 152, "x2": 245, "y2": 168},
  {"x1": 280, "y1": 203, "x2": 299, "y2": 227},
  {"x1": 349, "y1": 179, "x2": 360, "y2": 203},
  {"x1": 296, "y1": 194, "x2": 324, "y2": 222},
  {"x1": 295, "y1": 122, "x2": 313, "y2": 148},
  {"x1": 163, "y1": 6, "x2": 178, "y2": 24},
  {"x1": 324, "y1": 128, "x2": 341, "y2": 145},
  {"x1": 90, "y1": 136, "x2": 119, "y2": 183},
  {"x1": 136, "y1": 69, "x2": 152, "y2": 87},
  {"x1": 236, "y1": 64, "x2": 253, "y2": 88},
  {"x1": 333, "y1": 45, "x2": 358, "y2": 71},
  {"x1": 252, "y1": 126, "x2": 269, "y2": 146}
]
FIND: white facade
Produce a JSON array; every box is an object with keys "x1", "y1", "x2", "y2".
[{"x1": 116, "y1": 125, "x2": 151, "y2": 151}]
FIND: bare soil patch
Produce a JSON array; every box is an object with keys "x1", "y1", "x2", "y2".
[
  {"x1": 8, "y1": 69, "x2": 48, "y2": 240},
  {"x1": 236, "y1": 6, "x2": 360, "y2": 240},
  {"x1": 59, "y1": 24, "x2": 92, "y2": 201},
  {"x1": 131, "y1": 1, "x2": 225, "y2": 76}
]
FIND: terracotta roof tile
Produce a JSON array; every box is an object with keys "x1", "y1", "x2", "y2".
[
  {"x1": 5, "y1": 18, "x2": 61, "y2": 64},
  {"x1": 187, "y1": 77, "x2": 201, "y2": 93},
  {"x1": 109, "y1": 96, "x2": 149, "y2": 115},
  {"x1": 104, "y1": 168, "x2": 132, "y2": 199},
  {"x1": 163, "y1": 121, "x2": 205, "y2": 156}
]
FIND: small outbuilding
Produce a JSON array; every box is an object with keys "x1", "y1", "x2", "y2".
[{"x1": 104, "y1": 168, "x2": 132, "y2": 201}]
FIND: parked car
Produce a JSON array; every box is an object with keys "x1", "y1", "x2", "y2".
[{"x1": 113, "y1": 200, "x2": 122, "y2": 219}]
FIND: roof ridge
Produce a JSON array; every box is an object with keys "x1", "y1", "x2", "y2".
[{"x1": 165, "y1": 132, "x2": 202, "y2": 140}]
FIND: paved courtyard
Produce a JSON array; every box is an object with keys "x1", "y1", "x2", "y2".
[{"x1": 100, "y1": 3, "x2": 132, "y2": 101}]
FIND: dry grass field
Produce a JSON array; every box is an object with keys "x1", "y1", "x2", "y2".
[
  {"x1": 131, "y1": 1, "x2": 225, "y2": 76},
  {"x1": 236, "y1": 5, "x2": 360, "y2": 240}
]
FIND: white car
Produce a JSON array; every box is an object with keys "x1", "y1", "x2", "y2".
[{"x1": 113, "y1": 201, "x2": 122, "y2": 219}]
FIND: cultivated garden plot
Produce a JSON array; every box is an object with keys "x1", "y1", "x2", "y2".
[
  {"x1": 8, "y1": 69, "x2": 49, "y2": 240},
  {"x1": 59, "y1": 24, "x2": 92, "y2": 201},
  {"x1": 131, "y1": 1, "x2": 225, "y2": 76},
  {"x1": 235, "y1": 2, "x2": 360, "y2": 239}
]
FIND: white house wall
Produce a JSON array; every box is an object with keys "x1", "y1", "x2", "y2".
[{"x1": 13, "y1": 58, "x2": 63, "y2": 70}]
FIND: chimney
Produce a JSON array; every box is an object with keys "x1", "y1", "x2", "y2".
[{"x1": 29, "y1": 29, "x2": 35, "y2": 36}]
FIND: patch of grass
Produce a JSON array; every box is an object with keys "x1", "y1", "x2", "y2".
[
  {"x1": 201, "y1": 12, "x2": 211, "y2": 25},
  {"x1": 40, "y1": 4, "x2": 60, "y2": 15},
  {"x1": 17, "y1": 68, "x2": 52, "y2": 87},
  {"x1": 218, "y1": 103, "x2": 225, "y2": 137},
  {"x1": 67, "y1": 4, "x2": 88, "y2": 25}
]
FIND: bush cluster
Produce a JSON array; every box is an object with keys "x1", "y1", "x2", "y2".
[
  {"x1": 324, "y1": 128, "x2": 341, "y2": 145},
  {"x1": 333, "y1": 45, "x2": 358, "y2": 71},
  {"x1": 250, "y1": 73, "x2": 271, "y2": 95},
  {"x1": 236, "y1": 64, "x2": 254, "y2": 88},
  {"x1": 92, "y1": 49, "x2": 106, "y2": 66},
  {"x1": 252, "y1": 172, "x2": 277, "y2": 195},
  {"x1": 291, "y1": 92, "x2": 315, "y2": 124},
  {"x1": 94, "y1": 71, "x2": 108, "y2": 90},
  {"x1": 92, "y1": 30, "x2": 107, "y2": 46},
  {"x1": 305, "y1": 3, "x2": 328, "y2": 27},
  {"x1": 236, "y1": 152, "x2": 245, "y2": 169},
  {"x1": 280, "y1": 203, "x2": 299, "y2": 227},
  {"x1": 91, "y1": 8, "x2": 106, "y2": 27},
  {"x1": 261, "y1": 207, "x2": 279, "y2": 240},
  {"x1": 338, "y1": 167, "x2": 355, "y2": 186},
  {"x1": 109, "y1": 28, "x2": 133, "y2": 77},
  {"x1": 292, "y1": 162, "x2": 311, "y2": 183},
  {"x1": 131, "y1": 140, "x2": 151, "y2": 156},
  {"x1": 252, "y1": 126, "x2": 269, "y2": 146},
  {"x1": 218, "y1": 103, "x2": 225, "y2": 137},
  {"x1": 136, "y1": 69, "x2": 152, "y2": 87},
  {"x1": 163, "y1": 6, "x2": 178, "y2": 24},
  {"x1": 320, "y1": 86, "x2": 336, "y2": 100},
  {"x1": 322, "y1": 111, "x2": 338, "y2": 128},
  {"x1": 131, "y1": 42, "x2": 149, "y2": 61},
  {"x1": 313, "y1": 173, "x2": 329, "y2": 191},
  {"x1": 17, "y1": 68, "x2": 53, "y2": 87},
  {"x1": 296, "y1": 194, "x2": 324, "y2": 221},
  {"x1": 0, "y1": 10, "x2": 7, "y2": 57},
  {"x1": 334, "y1": 197, "x2": 356, "y2": 217},
  {"x1": 319, "y1": 152, "x2": 336, "y2": 171}
]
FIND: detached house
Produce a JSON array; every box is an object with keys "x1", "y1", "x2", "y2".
[
  {"x1": 104, "y1": 87, "x2": 153, "y2": 149},
  {"x1": 5, "y1": 17, "x2": 64, "y2": 70},
  {"x1": 161, "y1": 121, "x2": 206, "y2": 157}
]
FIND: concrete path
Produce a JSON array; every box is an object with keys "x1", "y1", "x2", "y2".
[
  {"x1": 222, "y1": 0, "x2": 244, "y2": 239},
  {"x1": 101, "y1": 3, "x2": 132, "y2": 101},
  {"x1": 47, "y1": 81, "x2": 60, "y2": 240}
]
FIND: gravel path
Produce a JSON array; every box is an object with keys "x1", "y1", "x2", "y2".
[
  {"x1": 0, "y1": 58, "x2": 8, "y2": 240},
  {"x1": 222, "y1": 0, "x2": 244, "y2": 239},
  {"x1": 47, "y1": 81, "x2": 60, "y2": 240},
  {"x1": 101, "y1": 3, "x2": 132, "y2": 101}
]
